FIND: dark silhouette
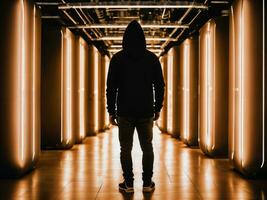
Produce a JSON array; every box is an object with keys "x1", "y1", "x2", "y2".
[{"x1": 106, "y1": 20, "x2": 165, "y2": 193}]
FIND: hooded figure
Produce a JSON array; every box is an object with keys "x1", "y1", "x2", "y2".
[
  {"x1": 122, "y1": 20, "x2": 146, "y2": 59},
  {"x1": 106, "y1": 20, "x2": 165, "y2": 193},
  {"x1": 106, "y1": 20, "x2": 165, "y2": 118}
]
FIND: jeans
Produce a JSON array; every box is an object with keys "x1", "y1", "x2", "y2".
[{"x1": 117, "y1": 117, "x2": 154, "y2": 184}]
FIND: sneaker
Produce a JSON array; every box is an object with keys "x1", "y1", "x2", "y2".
[
  {"x1": 118, "y1": 181, "x2": 134, "y2": 193},
  {"x1": 143, "y1": 181, "x2": 155, "y2": 192}
]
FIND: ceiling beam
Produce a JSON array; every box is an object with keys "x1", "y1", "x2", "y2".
[
  {"x1": 109, "y1": 44, "x2": 162, "y2": 48},
  {"x1": 58, "y1": 1, "x2": 208, "y2": 10},
  {"x1": 91, "y1": 36, "x2": 177, "y2": 41},
  {"x1": 68, "y1": 23, "x2": 189, "y2": 29}
]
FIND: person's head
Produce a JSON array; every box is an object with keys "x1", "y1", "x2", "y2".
[{"x1": 122, "y1": 20, "x2": 146, "y2": 54}]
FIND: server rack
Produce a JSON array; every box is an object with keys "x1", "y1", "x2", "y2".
[
  {"x1": 0, "y1": 0, "x2": 41, "y2": 177},
  {"x1": 199, "y1": 16, "x2": 229, "y2": 157},
  {"x1": 180, "y1": 36, "x2": 199, "y2": 146},
  {"x1": 229, "y1": 0, "x2": 267, "y2": 176},
  {"x1": 41, "y1": 26, "x2": 75, "y2": 149}
]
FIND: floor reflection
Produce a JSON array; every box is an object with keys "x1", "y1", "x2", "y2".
[{"x1": 0, "y1": 127, "x2": 267, "y2": 199}]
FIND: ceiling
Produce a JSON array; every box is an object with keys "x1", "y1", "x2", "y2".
[{"x1": 36, "y1": 0, "x2": 231, "y2": 57}]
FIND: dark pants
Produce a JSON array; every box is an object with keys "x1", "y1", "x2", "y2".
[{"x1": 117, "y1": 117, "x2": 154, "y2": 184}]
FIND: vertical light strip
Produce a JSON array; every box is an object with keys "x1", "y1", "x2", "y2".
[
  {"x1": 94, "y1": 48, "x2": 99, "y2": 132},
  {"x1": 239, "y1": 3, "x2": 244, "y2": 165},
  {"x1": 206, "y1": 28, "x2": 212, "y2": 149},
  {"x1": 230, "y1": 6, "x2": 235, "y2": 160},
  {"x1": 212, "y1": 24, "x2": 216, "y2": 150},
  {"x1": 32, "y1": 6, "x2": 36, "y2": 159},
  {"x1": 105, "y1": 57, "x2": 109, "y2": 125},
  {"x1": 167, "y1": 50, "x2": 173, "y2": 133},
  {"x1": 79, "y1": 40, "x2": 85, "y2": 138},
  {"x1": 261, "y1": 0, "x2": 265, "y2": 168},
  {"x1": 60, "y1": 31, "x2": 64, "y2": 142},
  {"x1": 66, "y1": 33, "x2": 72, "y2": 143},
  {"x1": 20, "y1": 0, "x2": 26, "y2": 163},
  {"x1": 184, "y1": 43, "x2": 190, "y2": 140}
]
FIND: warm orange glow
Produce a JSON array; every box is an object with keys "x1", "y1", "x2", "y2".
[
  {"x1": 230, "y1": 6, "x2": 235, "y2": 161},
  {"x1": 94, "y1": 47, "x2": 99, "y2": 132},
  {"x1": 66, "y1": 32, "x2": 72, "y2": 143},
  {"x1": 183, "y1": 42, "x2": 190, "y2": 140},
  {"x1": 167, "y1": 49, "x2": 173, "y2": 133},
  {"x1": 61, "y1": 29, "x2": 73, "y2": 144},
  {"x1": 32, "y1": 5, "x2": 36, "y2": 160},
  {"x1": 79, "y1": 38, "x2": 85, "y2": 138},
  {"x1": 239, "y1": 5, "x2": 244, "y2": 165},
  {"x1": 60, "y1": 30, "x2": 64, "y2": 142},
  {"x1": 262, "y1": 0, "x2": 265, "y2": 168},
  {"x1": 105, "y1": 56, "x2": 110, "y2": 126},
  {"x1": 204, "y1": 23, "x2": 214, "y2": 150},
  {"x1": 205, "y1": 30, "x2": 210, "y2": 148},
  {"x1": 19, "y1": 0, "x2": 26, "y2": 165}
]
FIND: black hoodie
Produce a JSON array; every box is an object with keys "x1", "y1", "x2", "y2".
[{"x1": 106, "y1": 20, "x2": 165, "y2": 118}]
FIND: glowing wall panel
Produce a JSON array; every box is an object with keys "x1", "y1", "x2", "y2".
[
  {"x1": 156, "y1": 57, "x2": 164, "y2": 131},
  {"x1": 0, "y1": 0, "x2": 41, "y2": 177},
  {"x1": 167, "y1": 49, "x2": 174, "y2": 134},
  {"x1": 99, "y1": 55, "x2": 110, "y2": 131},
  {"x1": 165, "y1": 46, "x2": 181, "y2": 137},
  {"x1": 73, "y1": 36, "x2": 88, "y2": 143},
  {"x1": 41, "y1": 26, "x2": 75, "y2": 149},
  {"x1": 229, "y1": 0, "x2": 267, "y2": 176},
  {"x1": 199, "y1": 17, "x2": 229, "y2": 156},
  {"x1": 180, "y1": 37, "x2": 199, "y2": 146},
  {"x1": 104, "y1": 56, "x2": 110, "y2": 127},
  {"x1": 87, "y1": 46, "x2": 100, "y2": 135},
  {"x1": 171, "y1": 46, "x2": 181, "y2": 138},
  {"x1": 158, "y1": 55, "x2": 168, "y2": 133},
  {"x1": 98, "y1": 54, "x2": 106, "y2": 132}
]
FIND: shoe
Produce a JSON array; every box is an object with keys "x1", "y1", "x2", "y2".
[
  {"x1": 143, "y1": 181, "x2": 155, "y2": 192},
  {"x1": 118, "y1": 181, "x2": 134, "y2": 193}
]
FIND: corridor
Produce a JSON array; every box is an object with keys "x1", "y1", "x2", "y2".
[
  {"x1": 0, "y1": 0, "x2": 267, "y2": 199},
  {"x1": 1, "y1": 127, "x2": 267, "y2": 200}
]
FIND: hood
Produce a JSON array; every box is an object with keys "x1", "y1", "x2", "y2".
[{"x1": 122, "y1": 20, "x2": 146, "y2": 58}]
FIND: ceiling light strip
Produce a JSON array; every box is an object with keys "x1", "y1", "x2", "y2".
[
  {"x1": 59, "y1": 3, "x2": 208, "y2": 10},
  {"x1": 35, "y1": 2, "x2": 61, "y2": 6}
]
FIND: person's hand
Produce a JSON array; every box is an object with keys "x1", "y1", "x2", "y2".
[
  {"x1": 109, "y1": 115, "x2": 118, "y2": 126},
  {"x1": 153, "y1": 112, "x2": 160, "y2": 121}
]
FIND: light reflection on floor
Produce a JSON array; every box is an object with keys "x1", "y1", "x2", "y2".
[{"x1": 0, "y1": 126, "x2": 267, "y2": 199}]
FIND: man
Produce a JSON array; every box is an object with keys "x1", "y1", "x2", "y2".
[{"x1": 106, "y1": 20, "x2": 165, "y2": 193}]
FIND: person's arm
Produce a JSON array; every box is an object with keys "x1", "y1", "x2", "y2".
[
  {"x1": 106, "y1": 56, "x2": 119, "y2": 125},
  {"x1": 152, "y1": 57, "x2": 165, "y2": 120}
]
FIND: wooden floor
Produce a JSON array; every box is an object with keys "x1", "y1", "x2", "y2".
[{"x1": 1, "y1": 127, "x2": 267, "y2": 200}]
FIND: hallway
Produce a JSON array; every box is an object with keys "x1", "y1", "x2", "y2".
[{"x1": 1, "y1": 127, "x2": 267, "y2": 200}]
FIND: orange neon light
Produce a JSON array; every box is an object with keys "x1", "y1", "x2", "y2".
[
  {"x1": 94, "y1": 48, "x2": 99, "y2": 132},
  {"x1": 66, "y1": 33, "x2": 72, "y2": 143},
  {"x1": 183, "y1": 42, "x2": 190, "y2": 140},
  {"x1": 32, "y1": 5, "x2": 36, "y2": 160},
  {"x1": 79, "y1": 39, "x2": 85, "y2": 138},
  {"x1": 19, "y1": 0, "x2": 26, "y2": 164}
]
